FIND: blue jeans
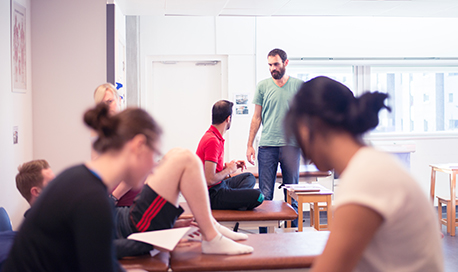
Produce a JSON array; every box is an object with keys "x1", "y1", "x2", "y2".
[
  {"x1": 209, "y1": 172, "x2": 263, "y2": 210},
  {"x1": 258, "y1": 146, "x2": 300, "y2": 227}
]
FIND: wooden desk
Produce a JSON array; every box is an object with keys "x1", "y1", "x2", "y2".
[
  {"x1": 286, "y1": 185, "x2": 333, "y2": 232},
  {"x1": 170, "y1": 232, "x2": 329, "y2": 271},
  {"x1": 119, "y1": 251, "x2": 169, "y2": 272},
  {"x1": 179, "y1": 200, "x2": 297, "y2": 233},
  {"x1": 430, "y1": 164, "x2": 458, "y2": 236}
]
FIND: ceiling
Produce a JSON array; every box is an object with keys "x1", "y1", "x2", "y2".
[{"x1": 115, "y1": 0, "x2": 458, "y2": 17}]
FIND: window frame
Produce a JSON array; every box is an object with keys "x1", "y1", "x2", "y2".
[{"x1": 288, "y1": 58, "x2": 458, "y2": 139}]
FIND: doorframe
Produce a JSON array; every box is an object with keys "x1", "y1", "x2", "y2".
[
  {"x1": 143, "y1": 55, "x2": 228, "y2": 109},
  {"x1": 143, "y1": 55, "x2": 230, "y2": 160}
]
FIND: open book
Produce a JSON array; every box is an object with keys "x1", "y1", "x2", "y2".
[
  {"x1": 127, "y1": 226, "x2": 200, "y2": 251},
  {"x1": 282, "y1": 184, "x2": 321, "y2": 192}
]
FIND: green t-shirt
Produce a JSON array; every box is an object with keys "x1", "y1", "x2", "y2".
[{"x1": 253, "y1": 76, "x2": 303, "y2": 146}]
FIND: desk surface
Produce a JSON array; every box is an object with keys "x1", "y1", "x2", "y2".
[
  {"x1": 170, "y1": 232, "x2": 329, "y2": 271},
  {"x1": 120, "y1": 251, "x2": 170, "y2": 272},
  {"x1": 242, "y1": 165, "x2": 331, "y2": 178},
  {"x1": 430, "y1": 164, "x2": 458, "y2": 171},
  {"x1": 179, "y1": 200, "x2": 297, "y2": 221},
  {"x1": 287, "y1": 184, "x2": 334, "y2": 196}
]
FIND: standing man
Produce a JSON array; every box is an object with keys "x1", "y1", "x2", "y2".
[
  {"x1": 246, "y1": 48, "x2": 302, "y2": 226},
  {"x1": 197, "y1": 100, "x2": 264, "y2": 210}
]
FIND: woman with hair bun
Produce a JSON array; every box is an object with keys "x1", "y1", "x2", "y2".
[
  {"x1": 285, "y1": 76, "x2": 443, "y2": 272},
  {"x1": 4, "y1": 104, "x2": 252, "y2": 272}
]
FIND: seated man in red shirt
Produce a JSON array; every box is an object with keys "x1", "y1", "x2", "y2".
[{"x1": 196, "y1": 100, "x2": 264, "y2": 210}]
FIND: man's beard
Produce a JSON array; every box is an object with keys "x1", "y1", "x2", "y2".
[{"x1": 271, "y1": 67, "x2": 286, "y2": 79}]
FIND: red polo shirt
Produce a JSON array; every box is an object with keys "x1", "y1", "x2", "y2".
[{"x1": 196, "y1": 125, "x2": 225, "y2": 187}]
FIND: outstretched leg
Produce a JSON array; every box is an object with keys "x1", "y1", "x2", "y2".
[{"x1": 144, "y1": 148, "x2": 253, "y2": 255}]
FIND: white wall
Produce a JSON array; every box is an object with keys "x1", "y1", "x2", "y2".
[
  {"x1": 139, "y1": 16, "x2": 256, "y2": 161},
  {"x1": 0, "y1": 0, "x2": 33, "y2": 229},
  {"x1": 139, "y1": 15, "x2": 458, "y2": 201},
  {"x1": 31, "y1": 0, "x2": 107, "y2": 174},
  {"x1": 0, "y1": 0, "x2": 107, "y2": 229},
  {"x1": 255, "y1": 16, "x2": 458, "y2": 81}
]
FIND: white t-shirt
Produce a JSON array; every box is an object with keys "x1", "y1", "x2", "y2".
[{"x1": 335, "y1": 147, "x2": 443, "y2": 272}]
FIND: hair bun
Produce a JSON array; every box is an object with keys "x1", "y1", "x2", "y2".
[
  {"x1": 84, "y1": 103, "x2": 120, "y2": 151},
  {"x1": 346, "y1": 91, "x2": 390, "y2": 134}
]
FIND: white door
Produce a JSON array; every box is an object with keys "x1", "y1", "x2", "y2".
[{"x1": 148, "y1": 60, "x2": 222, "y2": 155}]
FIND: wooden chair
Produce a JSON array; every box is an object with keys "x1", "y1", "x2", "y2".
[{"x1": 437, "y1": 196, "x2": 458, "y2": 235}]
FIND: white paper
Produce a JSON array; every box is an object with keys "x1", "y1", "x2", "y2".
[
  {"x1": 127, "y1": 226, "x2": 199, "y2": 251},
  {"x1": 282, "y1": 184, "x2": 322, "y2": 192}
]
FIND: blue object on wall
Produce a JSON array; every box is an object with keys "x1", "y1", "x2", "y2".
[{"x1": 115, "y1": 82, "x2": 123, "y2": 90}]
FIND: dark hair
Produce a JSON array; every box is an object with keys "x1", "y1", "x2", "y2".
[
  {"x1": 285, "y1": 76, "x2": 390, "y2": 139},
  {"x1": 212, "y1": 100, "x2": 234, "y2": 125},
  {"x1": 84, "y1": 103, "x2": 162, "y2": 153},
  {"x1": 268, "y1": 48, "x2": 287, "y2": 63},
  {"x1": 16, "y1": 160, "x2": 50, "y2": 203}
]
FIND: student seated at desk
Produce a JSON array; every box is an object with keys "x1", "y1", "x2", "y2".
[
  {"x1": 285, "y1": 76, "x2": 443, "y2": 272},
  {"x1": 4, "y1": 104, "x2": 252, "y2": 272},
  {"x1": 196, "y1": 100, "x2": 264, "y2": 210},
  {"x1": 93, "y1": 83, "x2": 141, "y2": 207}
]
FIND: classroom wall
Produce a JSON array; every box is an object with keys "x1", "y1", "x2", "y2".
[
  {"x1": 139, "y1": 15, "x2": 458, "y2": 201},
  {"x1": 31, "y1": 0, "x2": 107, "y2": 171},
  {"x1": 0, "y1": 0, "x2": 108, "y2": 229},
  {"x1": 0, "y1": 0, "x2": 33, "y2": 229},
  {"x1": 139, "y1": 16, "x2": 256, "y2": 161}
]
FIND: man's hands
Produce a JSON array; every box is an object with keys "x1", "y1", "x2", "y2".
[
  {"x1": 224, "y1": 160, "x2": 238, "y2": 174},
  {"x1": 236, "y1": 160, "x2": 247, "y2": 171},
  {"x1": 224, "y1": 160, "x2": 248, "y2": 175},
  {"x1": 246, "y1": 146, "x2": 256, "y2": 165}
]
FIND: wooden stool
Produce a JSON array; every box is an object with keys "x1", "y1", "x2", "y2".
[
  {"x1": 286, "y1": 185, "x2": 333, "y2": 232},
  {"x1": 310, "y1": 202, "x2": 328, "y2": 230},
  {"x1": 437, "y1": 196, "x2": 458, "y2": 235}
]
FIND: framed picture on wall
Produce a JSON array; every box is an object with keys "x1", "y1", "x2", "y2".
[
  {"x1": 11, "y1": 0, "x2": 27, "y2": 93},
  {"x1": 235, "y1": 94, "x2": 249, "y2": 115}
]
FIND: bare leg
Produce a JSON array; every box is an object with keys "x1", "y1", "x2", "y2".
[
  {"x1": 145, "y1": 148, "x2": 252, "y2": 254},
  {"x1": 145, "y1": 148, "x2": 216, "y2": 240}
]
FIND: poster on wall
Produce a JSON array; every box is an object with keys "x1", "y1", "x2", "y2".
[
  {"x1": 11, "y1": 0, "x2": 27, "y2": 93},
  {"x1": 235, "y1": 94, "x2": 249, "y2": 115}
]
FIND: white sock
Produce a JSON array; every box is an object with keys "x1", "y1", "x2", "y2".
[
  {"x1": 215, "y1": 222, "x2": 248, "y2": 241},
  {"x1": 201, "y1": 234, "x2": 253, "y2": 255}
]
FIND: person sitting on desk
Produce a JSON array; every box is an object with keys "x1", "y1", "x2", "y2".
[
  {"x1": 11, "y1": 106, "x2": 253, "y2": 262},
  {"x1": 196, "y1": 100, "x2": 264, "y2": 210}
]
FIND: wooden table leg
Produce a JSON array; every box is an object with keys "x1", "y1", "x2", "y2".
[
  {"x1": 313, "y1": 202, "x2": 319, "y2": 230},
  {"x1": 326, "y1": 195, "x2": 332, "y2": 230},
  {"x1": 430, "y1": 168, "x2": 436, "y2": 203},
  {"x1": 451, "y1": 173, "x2": 456, "y2": 237},
  {"x1": 298, "y1": 196, "x2": 303, "y2": 232},
  {"x1": 286, "y1": 191, "x2": 291, "y2": 228}
]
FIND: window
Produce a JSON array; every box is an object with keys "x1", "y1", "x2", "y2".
[
  {"x1": 288, "y1": 65, "x2": 354, "y2": 91},
  {"x1": 371, "y1": 66, "x2": 458, "y2": 133},
  {"x1": 287, "y1": 61, "x2": 458, "y2": 134}
]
